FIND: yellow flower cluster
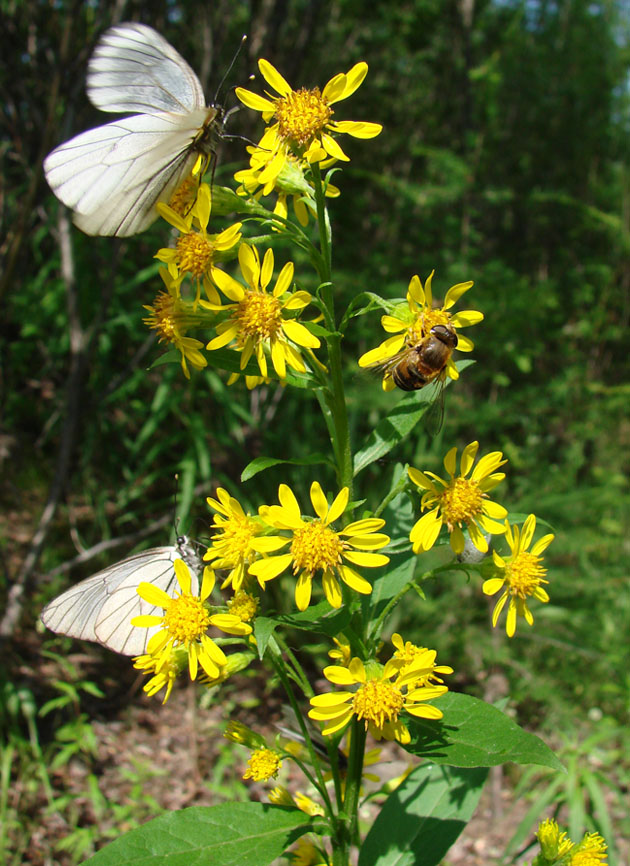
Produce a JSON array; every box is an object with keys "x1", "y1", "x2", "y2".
[{"x1": 204, "y1": 481, "x2": 390, "y2": 612}]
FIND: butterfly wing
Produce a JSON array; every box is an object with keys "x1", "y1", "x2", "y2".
[
  {"x1": 87, "y1": 22, "x2": 206, "y2": 115},
  {"x1": 41, "y1": 542, "x2": 200, "y2": 656},
  {"x1": 43, "y1": 109, "x2": 210, "y2": 235}
]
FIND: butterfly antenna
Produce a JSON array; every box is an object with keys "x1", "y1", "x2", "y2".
[
  {"x1": 213, "y1": 34, "x2": 248, "y2": 105},
  {"x1": 172, "y1": 474, "x2": 181, "y2": 539}
]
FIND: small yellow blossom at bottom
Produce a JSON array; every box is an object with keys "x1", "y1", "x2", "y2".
[
  {"x1": 568, "y1": 833, "x2": 608, "y2": 866},
  {"x1": 534, "y1": 820, "x2": 607, "y2": 866},
  {"x1": 483, "y1": 514, "x2": 553, "y2": 637},
  {"x1": 133, "y1": 647, "x2": 184, "y2": 703},
  {"x1": 537, "y1": 818, "x2": 574, "y2": 862},
  {"x1": 243, "y1": 748, "x2": 283, "y2": 782}
]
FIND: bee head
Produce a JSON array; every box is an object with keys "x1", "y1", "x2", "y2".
[{"x1": 430, "y1": 323, "x2": 458, "y2": 348}]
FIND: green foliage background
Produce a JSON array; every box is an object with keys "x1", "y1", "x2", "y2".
[{"x1": 1, "y1": 0, "x2": 629, "y2": 862}]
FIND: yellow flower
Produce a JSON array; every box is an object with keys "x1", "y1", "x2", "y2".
[
  {"x1": 133, "y1": 646, "x2": 184, "y2": 703},
  {"x1": 358, "y1": 271, "x2": 483, "y2": 391},
  {"x1": 143, "y1": 269, "x2": 208, "y2": 379},
  {"x1": 290, "y1": 839, "x2": 329, "y2": 866},
  {"x1": 131, "y1": 560, "x2": 252, "y2": 681},
  {"x1": 308, "y1": 646, "x2": 449, "y2": 744},
  {"x1": 205, "y1": 244, "x2": 320, "y2": 381},
  {"x1": 408, "y1": 441, "x2": 508, "y2": 555},
  {"x1": 235, "y1": 151, "x2": 340, "y2": 226},
  {"x1": 249, "y1": 481, "x2": 389, "y2": 611},
  {"x1": 204, "y1": 488, "x2": 267, "y2": 591},
  {"x1": 535, "y1": 820, "x2": 607, "y2": 866},
  {"x1": 568, "y1": 832, "x2": 608, "y2": 866},
  {"x1": 243, "y1": 748, "x2": 283, "y2": 782},
  {"x1": 537, "y1": 818, "x2": 574, "y2": 862},
  {"x1": 227, "y1": 590, "x2": 259, "y2": 622},
  {"x1": 328, "y1": 637, "x2": 352, "y2": 666},
  {"x1": 483, "y1": 514, "x2": 553, "y2": 637},
  {"x1": 155, "y1": 183, "x2": 242, "y2": 304},
  {"x1": 391, "y1": 633, "x2": 454, "y2": 688},
  {"x1": 236, "y1": 59, "x2": 382, "y2": 187}
]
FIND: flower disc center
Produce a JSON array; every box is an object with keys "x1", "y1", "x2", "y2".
[
  {"x1": 291, "y1": 520, "x2": 343, "y2": 574},
  {"x1": 163, "y1": 595, "x2": 212, "y2": 644},
  {"x1": 275, "y1": 87, "x2": 332, "y2": 148},
  {"x1": 352, "y1": 679, "x2": 404, "y2": 728},
  {"x1": 441, "y1": 476, "x2": 484, "y2": 525},
  {"x1": 237, "y1": 291, "x2": 283, "y2": 340}
]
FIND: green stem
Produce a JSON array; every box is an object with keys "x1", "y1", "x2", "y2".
[
  {"x1": 269, "y1": 649, "x2": 334, "y2": 818},
  {"x1": 343, "y1": 719, "x2": 367, "y2": 847},
  {"x1": 311, "y1": 163, "x2": 353, "y2": 499},
  {"x1": 374, "y1": 469, "x2": 409, "y2": 517}
]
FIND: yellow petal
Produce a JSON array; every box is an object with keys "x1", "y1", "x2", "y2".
[
  {"x1": 321, "y1": 133, "x2": 349, "y2": 162},
  {"x1": 235, "y1": 87, "x2": 276, "y2": 112},
  {"x1": 273, "y1": 261, "x2": 294, "y2": 297},
  {"x1": 322, "y1": 570, "x2": 342, "y2": 608},
  {"x1": 327, "y1": 487, "x2": 349, "y2": 524},
  {"x1": 310, "y1": 481, "x2": 328, "y2": 520},
  {"x1": 258, "y1": 59, "x2": 292, "y2": 96},
  {"x1": 330, "y1": 120, "x2": 382, "y2": 138}
]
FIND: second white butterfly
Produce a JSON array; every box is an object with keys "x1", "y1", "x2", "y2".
[{"x1": 44, "y1": 22, "x2": 222, "y2": 237}]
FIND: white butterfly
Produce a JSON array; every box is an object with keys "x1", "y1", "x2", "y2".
[
  {"x1": 43, "y1": 22, "x2": 222, "y2": 236},
  {"x1": 40, "y1": 536, "x2": 201, "y2": 656}
]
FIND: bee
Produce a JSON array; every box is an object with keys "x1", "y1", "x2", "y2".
[{"x1": 374, "y1": 323, "x2": 458, "y2": 434}]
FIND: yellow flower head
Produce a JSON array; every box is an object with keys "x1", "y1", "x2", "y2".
[
  {"x1": 358, "y1": 271, "x2": 483, "y2": 391},
  {"x1": 131, "y1": 560, "x2": 252, "y2": 682},
  {"x1": 243, "y1": 748, "x2": 283, "y2": 782},
  {"x1": 568, "y1": 832, "x2": 608, "y2": 866},
  {"x1": 155, "y1": 183, "x2": 242, "y2": 304},
  {"x1": 390, "y1": 632, "x2": 454, "y2": 688},
  {"x1": 133, "y1": 645, "x2": 185, "y2": 704},
  {"x1": 535, "y1": 820, "x2": 607, "y2": 866},
  {"x1": 205, "y1": 244, "x2": 321, "y2": 382},
  {"x1": 483, "y1": 514, "x2": 553, "y2": 637},
  {"x1": 227, "y1": 590, "x2": 259, "y2": 622},
  {"x1": 204, "y1": 488, "x2": 267, "y2": 591},
  {"x1": 236, "y1": 59, "x2": 382, "y2": 187},
  {"x1": 143, "y1": 269, "x2": 208, "y2": 379},
  {"x1": 408, "y1": 440, "x2": 508, "y2": 555},
  {"x1": 249, "y1": 481, "x2": 389, "y2": 611},
  {"x1": 235, "y1": 150, "x2": 340, "y2": 226},
  {"x1": 308, "y1": 639, "x2": 450, "y2": 744}
]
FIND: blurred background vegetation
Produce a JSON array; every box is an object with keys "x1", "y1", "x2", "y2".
[{"x1": 1, "y1": 0, "x2": 628, "y2": 863}]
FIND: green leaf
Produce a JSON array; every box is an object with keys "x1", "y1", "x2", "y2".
[
  {"x1": 406, "y1": 693, "x2": 565, "y2": 771},
  {"x1": 277, "y1": 603, "x2": 351, "y2": 635},
  {"x1": 358, "y1": 763, "x2": 488, "y2": 866},
  {"x1": 81, "y1": 803, "x2": 311, "y2": 866},
  {"x1": 253, "y1": 617, "x2": 279, "y2": 659},
  {"x1": 253, "y1": 605, "x2": 351, "y2": 657},
  {"x1": 241, "y1": 453, "x2": 332, "y2": 482},
  {"x1": 364, "y1": 552, "x2": 417, "y2": 622},
  {"x1": 148, "y1": 349, "x2": 180, "y2": 369},
  {"x1": 353, "y1": 361, "x2": 474, "y2": 476}
]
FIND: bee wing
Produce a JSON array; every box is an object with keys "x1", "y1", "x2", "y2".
[
  {"x1": 41, "y1": 542, "x2": 200, "y2": 657},
  {"x1": 87, "y1": 22, "x2": 206, "y2": 115},
  {"x1": 422, "y1": 374, "x2": 447, "y2": 437},
  {"x1": 44, "y1": 109, "x2": 209, "y2": 236}
]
